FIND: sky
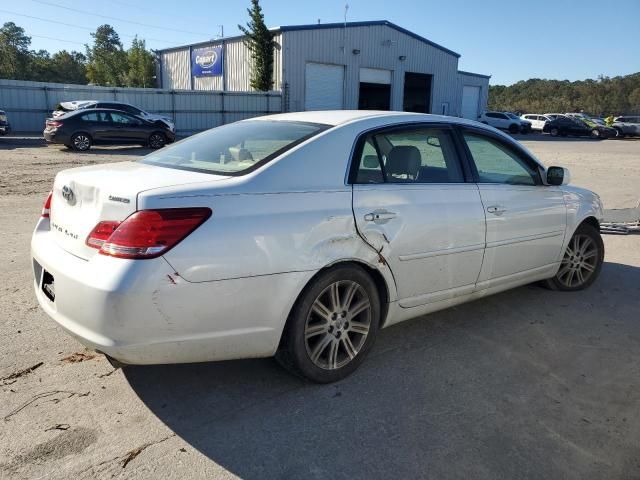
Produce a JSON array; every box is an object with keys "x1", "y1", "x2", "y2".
[{"x1": 1, "y1": 0, "x2": 639, "y2": 85}]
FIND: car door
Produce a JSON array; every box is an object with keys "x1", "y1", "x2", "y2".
[
  {"x1": 108, "y1": 111, "x2": 146, "y2": 143},
  {"x1": 78, "y1": 111, "x2": 110, "y2": 142},
  {"x1": 351, "y1": 125, "x2": 486, "y2": 308},
  {"x1": 461, "y1": 129, "x2": 566, "y2": 288}
]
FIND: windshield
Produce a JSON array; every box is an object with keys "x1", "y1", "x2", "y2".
[{"x1": 141, "y1": 120, "x2": 329, "y2": 175}]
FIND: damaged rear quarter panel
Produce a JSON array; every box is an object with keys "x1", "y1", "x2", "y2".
[{"x1": 155, "y1": 190, "x2": 395, "y2": 299}]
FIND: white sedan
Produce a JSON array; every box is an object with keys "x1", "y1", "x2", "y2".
[{"x1": 32, "y1": 111, "x2": 605, "y2": 383}]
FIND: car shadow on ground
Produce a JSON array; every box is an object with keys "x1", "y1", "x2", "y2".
[
  {"x1": 124, "y1": 261, "x2": 640, "y2": 479},
  {"x1": 0, "y1": 136, "x2": 156, "y2": 155}
]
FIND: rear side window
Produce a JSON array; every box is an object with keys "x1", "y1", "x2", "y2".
[
  {"x1": 354, "y1": 127, "x2": 464, "y2": 184},
  {"x1": 141, "y1": 120, "x2": 328, "y2": 176},
  {"x1": 463, "y1": 133, "x2": 540, "y2": 186},
  {"x1": 80, "y1": 112, "x2": 109, "y2": 122}
]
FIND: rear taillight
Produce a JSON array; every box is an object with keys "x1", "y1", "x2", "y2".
[
  {"x1": 46, "y1": 120, "x2": 63, "y2": 129},
  {"x1": 41, "y1": 191, "x2": 52, "y2": 218},
  {"x1": 86, "y1": 208, "x2": 211, "y2": 259},
  {"x1": 86, "y1": 221, "x2": 120, "y2": 249}
]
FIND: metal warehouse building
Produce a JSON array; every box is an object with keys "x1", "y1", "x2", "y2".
[{"x1": 157, "y1": 20, "x2": 490, "y2": 119}]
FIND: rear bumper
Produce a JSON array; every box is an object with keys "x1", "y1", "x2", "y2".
[
  {"x1": 43, "y1": 130, "x2": 64, "y2": 143},
  {"x1": 31, "y1": 218, "x2": 310, "y2": 364}
]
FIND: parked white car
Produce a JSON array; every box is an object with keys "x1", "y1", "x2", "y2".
[
  {"x1": 521, "y1": 114, "x2": 551, "y2": 131},
  {"x1": 32, "y1": 111, "x2": 605, "y2": 382},
  {"x1": 478, "y1": 111, "x2": 530, "y2": 133},
  {"x1": 53, "y1": 100, "x2": 176, "y2": 132}
]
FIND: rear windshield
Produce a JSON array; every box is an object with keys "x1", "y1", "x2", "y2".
[{"x1": 141, "y1": 120, "x2": 329, "y2": 175}]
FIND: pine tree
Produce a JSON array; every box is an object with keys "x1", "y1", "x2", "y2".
[
  {"x1": 238, "y1": 0, "x2": 275, "y2": 91},
  {"x1": 85, "y1": 25, "x2": 127, "y2": 86}
]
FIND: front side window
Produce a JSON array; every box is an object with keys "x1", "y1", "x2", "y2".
[
  {"x1": 141, "y1": 120, "x2": 328, "y2": 175},
  {"x1": 110, "y1": 112, "x2": 141, "y2": 125},
  {"x1": 463, "y1": 133, "x2": 540, "y2": 186},
  {"x1": 354, "y1": 127, "x2": 464, "y2": 184}
]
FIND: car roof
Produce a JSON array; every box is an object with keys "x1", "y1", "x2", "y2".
[
  {"x1": 256, "y1": 110, "x2": 488, "y2": 128},
  {"x1": 63, "y1": 108, "x2": 144, "y2": 118}
]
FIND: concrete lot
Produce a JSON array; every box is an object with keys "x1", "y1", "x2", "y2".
[{"x1": 0, "y1": 135, "x2": 639, "y2": 479}]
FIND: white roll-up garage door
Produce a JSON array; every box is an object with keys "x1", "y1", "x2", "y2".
[
  {"x1": 305, "y1": 63, "x2": 344, "y2": 111},
  {"x1": 461, "y1": 86, "x2": 481, "y2": 120}
]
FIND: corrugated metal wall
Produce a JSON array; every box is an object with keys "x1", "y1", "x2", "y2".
[
  {"x1": 160, "y1": 33, "x2": 283, "y2": 92},
  {"x1": 0, "y1": 79, "x2": 282, "y2": 134},
  {"x1": 281, "y1": 24, "x2": 461, "y2": 113},
  {"x1": 455, "y1": 72, "x2": 490, "y2": 117}
]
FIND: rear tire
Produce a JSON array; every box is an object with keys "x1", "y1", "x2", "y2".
[
  {"x1": 542, "y1": 223, "x2": 604, "y2": 291},
  {"x1": 71, "y1": 133, "x2": 91, "y2": 151},
  {"x1": 508, "y1": 124, "x2": 519, "y2": 134},
  {"x1": 148, "y1": 132, "x2": 166, "y2": 149},
  {"x1": 590, "y1": 129, "x2": 602, "y2": 139},
  {"x1": 276, "y1": 264, "x2": 381, "y2": 383},
  {"x1": 550, "y1": 127, "x2": 559, "y2": 137}
]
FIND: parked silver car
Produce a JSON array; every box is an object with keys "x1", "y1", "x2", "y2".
[{"x1": 612, "y1": 116, "x2": 640, "y2": 137}]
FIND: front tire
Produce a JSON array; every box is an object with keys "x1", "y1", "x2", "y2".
[
  {"x1": 543, "y1": 223, "x2": 604, "y2": 291},
  {"x1": 550, "y1": 127, "x2": 559, "y2": 137},
  {"x1": 590, "y1": 129, "x2": 602, "y2": 139},
  {"x1": 148, "y1": 132, "x2": 166, "y2": 149},
  {"x1": 71, "y1": 133, "x2": 91, "y2": 151},
  {"x1": 276, "y1": 265, "x2": 381, "y2": 383}
]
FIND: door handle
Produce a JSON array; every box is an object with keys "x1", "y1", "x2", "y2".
[
  {"x1": 364, "y1": 210, "x2": 397, "y2": 223},
  {"x1": 487, "y1": 205, "x2": 507, "y2": 216}
]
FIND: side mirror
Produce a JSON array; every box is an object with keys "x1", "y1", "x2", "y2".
[{"x1": 546, "y1": 166, "x2": 570, "y2": 185}]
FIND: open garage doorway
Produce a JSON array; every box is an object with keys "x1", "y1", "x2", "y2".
[
  {"x1": 358, "y1": 68, "x2": 391, "y2": 110},
  {"x1": 403, "y1": 72, "x2": 432, "y2": 113}
]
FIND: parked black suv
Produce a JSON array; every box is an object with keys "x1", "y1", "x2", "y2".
[{"x1": 43, "y1": 109, "x2": 175, "y2": 151}]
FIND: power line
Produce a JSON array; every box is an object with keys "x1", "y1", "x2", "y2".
[
  {"x1": 30, "y1": 0, "x2": 210, "y2": 37},
  {"x1": 0, "y1": 8, "x2": 173, "y2": 45},
  {"x1": 29, "y1": 33, "x2": 86, "y2": 46}
]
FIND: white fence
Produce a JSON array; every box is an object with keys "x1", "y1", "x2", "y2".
[{"x1": 0, "y1": 79, "x2": 283, "y2": 135}]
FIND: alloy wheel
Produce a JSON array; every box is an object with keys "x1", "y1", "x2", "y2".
[
  {"x1": 149, "y1": 134, "x2": 165, "y2": 148},
  {"x1": 556, "y1": 234, "x2": 599, "y2": 288},
  {"x1": 73, "y1": 134, "x2": 90, "y2": 150},
  {"x1": 304, "y1": 280, "x2": 372, "y2": 370}
]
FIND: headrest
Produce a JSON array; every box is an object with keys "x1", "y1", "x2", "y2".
[
  {"x1": 386, "y1": 146, "x2": 421, "y2": 179},
  {"x1": 363, "y1": 155, "x2": 380, "y2": 169}
]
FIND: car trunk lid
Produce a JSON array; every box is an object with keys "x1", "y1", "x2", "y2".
[{"x1": 50, "y1": 161, "x2": 228, "y2": 260}]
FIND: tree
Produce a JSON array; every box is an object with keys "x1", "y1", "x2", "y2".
[
  {"x1": 85, "y1": 24, "x2": 127, "y2": 86},
  {"x1": 0, "y1": 22, "x2": 32, "y2": 80},
  {"x1": 488, "y1": 73, "x2": 640, "y2": 116},
  {"x1": 125, "y1": 37, "x2": 155, "y2": 87},
  {"x1": 49, "y1": 51, "x2": 87, "y2": 84},
  {"x1": 28, "y1": 49, "x2": 53, "y2": 81},
  {"x1": 238, "y1": 0, "x2": 275, "y2": 91}
]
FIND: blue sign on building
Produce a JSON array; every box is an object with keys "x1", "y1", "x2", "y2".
[{"x1": 191, "y1": 46, "x2": 223, "y2": 77}]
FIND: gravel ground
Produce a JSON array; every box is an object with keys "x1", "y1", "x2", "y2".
[{"x1": 1, "y1": 136, "x2": 639, "y2": 479}]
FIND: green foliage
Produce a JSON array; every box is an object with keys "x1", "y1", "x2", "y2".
[
  {"x1": 238, "y1": 0, "x2": 275, "y2": 91},
  {"x1": 85, "y1": 24, "x2": 128, "y2": 86},
  {"x1": 0, "y1": 22, "x2": 87, "y2": 83},
  {"x1": 0, "y1": 22, "x2": 32, "y2": 80},
  {"x1": 489, "y1": 73, "x2": 640, "y2": 116},
  {"x1": 125, "y1": 37, "x2": 156, "y2": 87},
  {"x1": 49, "y1": 51, "x2": 88, "y2": 84}
]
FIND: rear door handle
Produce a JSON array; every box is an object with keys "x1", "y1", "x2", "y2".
[
  {"x1": 487, "y1": 205, "x2": 507, "y2": 215},
  {"x1": 364, "y1": 210, "x2": 397, "y2": 223}
]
